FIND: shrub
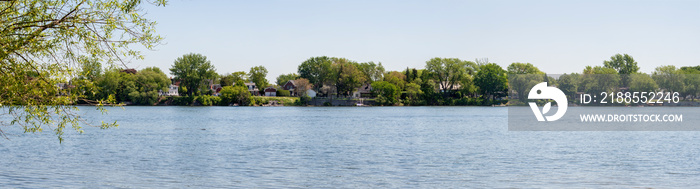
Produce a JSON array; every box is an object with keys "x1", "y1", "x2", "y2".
[
  {"x1": 294, "y1": 95, "x2": 311, "y2": 106},
  {"x1": 371, "y1": 81, "x2": 400, "y2": 105},
  {"x1": 128, "y1": 90, "x2": 159, "y2": 105},
  {"x1": 219, "y1": 86, "x2": 252, "y2": 106},
  {"x1": 277, "y1": 89, "x2": 290, "y2": 97},
  {"x1": 171, "y1": 96, "x2": 195, "y2": 105}
]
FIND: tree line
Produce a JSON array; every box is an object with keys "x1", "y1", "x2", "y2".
[{"x1": 69, "y1": 52, "x2": 700, "y2": 107}]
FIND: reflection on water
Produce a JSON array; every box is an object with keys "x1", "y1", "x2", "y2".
[{"x1": 1, "y1": 106, "x2": 700, "y2": 188}]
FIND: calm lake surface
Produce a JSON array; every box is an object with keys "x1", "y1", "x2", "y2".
[{"x1": 2, "y1": 106, "x2": 700, "y2": 188}]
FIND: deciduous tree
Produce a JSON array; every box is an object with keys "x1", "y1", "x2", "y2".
[
  {"x1": 425, "y1": 57, "x2": 476, "y2": 94},
  {"x1": 249, "y1": 65, "x2": 269, "y2": 89},
  {"x1": 169, "y1": 53, "x2": 217, "y2": 96},
  {"x1": 603, "y1": 53, "x2": 639, "y2": 87},
  {"x1": 0, "y1": 0, "x2": 166, "y2": 141},
  {"x1": 298, "y1": 56, "x2": 332, "y2": 90},
  {"x1": 474, "y1": 63, "x2": 508, "y2": 101},
  {"x1": 276, "y1": 73, "x2": 299, "y2": 86}
]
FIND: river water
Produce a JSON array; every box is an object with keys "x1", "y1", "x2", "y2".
[{"x1": 1, "y1": 107, "x2": 699, "y2": 188}]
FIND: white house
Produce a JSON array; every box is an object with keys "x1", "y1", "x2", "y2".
[
  {"x1": 160, "y1": 84, "x2": 179, "y2": 96},
  {"x1": 235, "y1": 82, "x2": 260, "y2": 96},
  {"x1": 306, "y1": 89, "x2": 317, "y2": 97}
]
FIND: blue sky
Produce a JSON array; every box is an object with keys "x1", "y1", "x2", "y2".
[{"x1": 132, "y1": 0, "x2": 700, "y2": 80}]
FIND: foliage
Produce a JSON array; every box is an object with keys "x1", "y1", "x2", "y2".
[
  {"x1": 169, "y1": 53, "x2": 217, "y2": 96},
  {"x1": 404, "y1": 82, "x2": 423, "y2": 105},
  {"x1": 136, "y1": 67, "x2": 171, "y2": 92},
  {"x1": 332, "y1": 58, "x2": 365, "y2": 97},
  {"x1": 629, "y1": 73, "x2": 658, "y2": 93},
  {"x1": 170, "y1": 96, "x2": 195, "y2": 106},
  {"x1": 680, "y1": 68, "x2": 700, "y2": 100},
  {"x1": 384, "y1": 71, "x2": 407, "y2": 90},
  {"x1": 652, "y1": 65, "x2": 685, "y2": 93},
  {"x1": 222, "y1": 85, "x2": 253, "y2": 106},
  {"x1": 604, "y1": 53, "x2": 639, "y2": 87},
  {"x1": 232, "y1": 71, "x2": 248, "y2": 82},
  {"x1": 218, "y1": 73, "x2": 235, "y2": 87},
  {"x1": 94, "y1": 67, "x2": 169, "y2": 105},
  {"x1": 507, "y1": 62, "x2": 543, "y2": 74},
  {"x1": 298, "y1": 56, "x2": 333, "y2": 90},
  {"x1": 419, "y1": 71, "x2": 439, "y2": 105},
  {"x1": 425, "y1": 57, "x2": 477, "y2": 94},
  {"x1": 581, "y1": 66, "x2": 620, "y2": 94},
  {"x1": 94, "y1": 68, "x2": 137, "y2": 103},
  {"x1": 277, "y1": 89, "x2": 291, "y2": 97},
  {"x1": 474, "y1": 63, "x2": 508, "y2": 101},
  {"x1": 276, "y1": 73, "x2": 299, "y2": 86},
  {"x1": 249, "y1": 65, "x2": 269, "y2": 90},
  {"x1": 0, "y1": 0, "x2": 166, "y2": 141},
  {"x1": 371, "y1": 81, "x2": 400, "y2": 105},
  {"x1": 129, "y1": 67, "x2": 170, "y2": 105},
  {"x1": 557, "y1": 73, "x2": 580, "y2": 101},
  {"x1": 295, "y1": 95, "x2": 312, "y2": 106},
  {"x1": 507, "y1": 62, "x2": 544, "y2": 102},
  {"x1": 357, "y1": 61, "x2": 385, "y2": 83},
  {"x1": 293, "y1": 78, "x2": 313, "y2": 97},
  {"x1": 218, "y1": 86, "x2": 235, "y2": 105},
  {"x1": 195, "y1": 95, "x2": 221, "y2": 106},
  {"x1": 251, "y1": 96, "x2": 298, "y2": 106},
  {"x1": 128, "y1": 90, "x2": 160, "y2": 105}
]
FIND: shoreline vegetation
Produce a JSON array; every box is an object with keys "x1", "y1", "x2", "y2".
[{"x1": 64, "y1": 53, "x2": 699, "y2": 107}]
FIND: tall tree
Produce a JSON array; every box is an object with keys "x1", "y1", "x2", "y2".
[
  {"x1": 128, "y1": 67, "x2": 170, "y2": 105},
  {"x1": 603, "y1": 53, "x2": 639, "y2": 87},
  {"x1": 219, "y1": 73, "x2": 235, "y2": 87},
  {"x1": 581, "y1": 66, "x2": 620, "y2": 94},
  {"x1": 557, "y1": 73, "x2": 580, "y2": 102},
  {"x1": 231, "y1": 71, "x2": 248, "y2": 84},
  {"x1": 357, "y1": 61, "x2": 385, "y2": 83},
  {"x1": 371, "y1": 81, "x2": 400, "y2": 105},
  {"x1": 652, "y1": 65, "x2": 685, "y2": 93},
  {"x1": 425, "y1": 57, "x2": 477, "y2": 94},
  {"x1": 629, "y1": 73, "x2": 658, "y2": 95},
  {"x1": 507, "y1": 62, "x2": 543, "y2": 74},
  {"x1": 331, "y1": 58, "x2": 365, "y2": 97},
  {"x1": 507, "y1": 62, "x2": 545, "y2": 102},
  {"x1": 0, "y1": 0, "x2": 166, "y2": 141},
  {"x1": 474, "y1": 63, "x2": 508, "y2": 101},
  {"x1": 249, "y1": 65, "x2": 269, "y2": 89},
  {"x1": 169, "y1": 53, "x2": 217, "y2": 96},
  {"x1": 383, "y1": 71, "x2": 407, "y2": 90},
  {"x1": 680, "y1": 68, "x2": 700, "y2": 101},
  {"x1": 298, "y1": 56, "x2": 333, "y2": 90}
]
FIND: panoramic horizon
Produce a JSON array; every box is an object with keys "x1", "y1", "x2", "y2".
[{"x1": 133, "y1": 0, "x2": 699, "y2": 80}]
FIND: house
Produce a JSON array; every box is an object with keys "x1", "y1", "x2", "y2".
[
  {"x1": 282, "y1": 80, "x2": 297, "y2": 96},
  {"x1": 160, "y1": 84, "x2": 179, "y2": 96},
  {"x1": 236, "y1": 82, "x2": 260, "y2": 96},
  {"x1": 120, "y1": 68, "x2": 137, "y2": 74},
  {"x1": 353, "y1": 84, "x2": 373, "y2": 98},
  {"x1": 306, "y1": 89, "x2": 317, "y2": 97},
  {"x1": 210, "y1": 84, "x2": 222, "y2": 96},
  {"x1": 264, "y1": 87, "x2": 277, "y2": 96},
  {"x1": 439, "y1": 82, "x2": 461, "y2": 93}
]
